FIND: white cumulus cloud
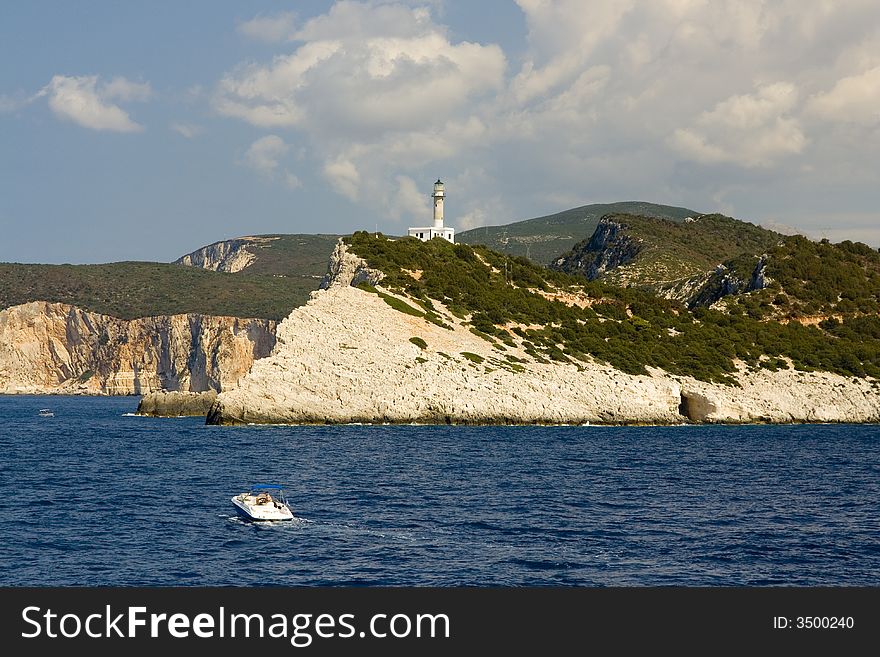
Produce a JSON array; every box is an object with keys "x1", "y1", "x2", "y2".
[
  {"x1": 284, "y1": 170, "x2": 303, "y2": 189},
  {"x1": 243, "y1": 134, "x2": 290, "y2": 175},
  {"x1": 101, "y1": 76, "x2": 153, "y2": 102},
  {"x1": 208, "y1": 0, "x2": 880, "y2": 241},
  {"x1": 807, "y1": 65, "x2": 880, "y2": 125},
  {"x1": 215, "y1": 1, "x2": 505, "y2": 212},
  {"x1": 43, "y1": 74, "x2": 150, "y2": 132},
  {"x1": 387, "y1": 175, "x2": 429, "y2": 221},
  {"x1": 670, "y1": 83, "x2": 807, "y2": 167},
  {"x1": 238, "y1": 11, "x2": 298, "y2": 43},
  {"x1": 323, "y1": 157, "x2": 361, "y2": 200}
]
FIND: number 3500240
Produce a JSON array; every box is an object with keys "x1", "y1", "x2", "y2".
[{"x1": 796, "y1": 617, "x2": 854, "y2": 629}]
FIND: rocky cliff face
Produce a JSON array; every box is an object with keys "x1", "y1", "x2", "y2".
[
  {"x1": 0, "y1": 301, "x2": 275, "y2": 394},
  {"x1": 137, "y1": 390, "x2": 218, "y2": 416},
  {"x1": 689, "y1": 256, "x2": 771, "y2": 308},
  {"x1": 552, "y1": 217, "x2": 644, "y2": 280},
  {"x1": 207, "y1": 242, "x2": 880, "y2": 425},
  {"x1": 551, "y1": 213, "x2": 782, "y2": 306},
  {"x1": 319, "y1": 239, "x2": 385, "y2": 290},
  {"x1": 175, "y1": 236, "x2": 279, "y2": 273}
]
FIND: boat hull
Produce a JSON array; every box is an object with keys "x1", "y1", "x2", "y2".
[{"x1": 231, "y1": 495, "x2": 293, "y2": 521}]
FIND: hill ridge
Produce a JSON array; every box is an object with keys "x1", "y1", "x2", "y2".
[{"x1": 457, "y1": 200, "x2": 699, "y2": 264}]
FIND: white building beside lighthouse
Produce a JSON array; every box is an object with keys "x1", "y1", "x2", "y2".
[{"x1": 408, "y1": 179, "x2": 455, "y2": 243}]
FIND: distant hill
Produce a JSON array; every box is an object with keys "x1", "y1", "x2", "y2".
[
  {"x1": 175, "y1": 233, "x2": 341, "y2": 278},
  {"x1": 0, "y1": 262, "x2": 317, "y2": 321},
  {"x1": 456, "y1": 201, "x2": 699, "y2": 265},
  {"x1": 551, "y1": 213, "x2": 782, "y2": 294},
  {"x1": 0, "y1": 234, "x2": 342, "y2": 321},
  {"x1": 548, "y1": 212, "x2": 880, "y2": 324}
]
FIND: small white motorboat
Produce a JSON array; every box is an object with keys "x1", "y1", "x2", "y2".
[
  {"x1": 231, "y1": 484, "x2": 294, "y2": 521},
  {"x1": 38, "y1": 409, "x2": 54, "y2": 417}
]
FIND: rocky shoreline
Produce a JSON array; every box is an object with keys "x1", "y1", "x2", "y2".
[
  {"x1": 137, "y1": 390, "x2": 218, "y2": 417},
  {"x1": 205, "y1": 241, "x2": 880, "y2": 426}
]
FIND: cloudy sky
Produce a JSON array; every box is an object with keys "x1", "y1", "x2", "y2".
[{"x1": 2, "y1": 0, "x2": 879, "y2": 263}]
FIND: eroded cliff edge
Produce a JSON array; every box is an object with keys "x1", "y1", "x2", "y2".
[
  {"x1": 0, "y1": 301, "x2": 275, "y2": 395},
  {"x1": 207, "y1": 241, "x2": 880, "y2": 425}
]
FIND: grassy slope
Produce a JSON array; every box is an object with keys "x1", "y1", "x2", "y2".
[
  {"x1": 551, "y1": 213, "x2": 879, "y2": 325},
  {"x1": 456, "y1": 201, "x2": 699, "y2": 265},
  {"x1": 728, "y1": 236, "x2": 880, "y2": 320},
  {"x1": 346, "y1": 232, "x2": 880, "y2": 382},
  {"x1": 0, "y1": 262, "x2": 316, "y2": 320},
  {"x1": 554, "y1": 213, "x2": 783, "y2": 286},
  {"x1": 178, "y1": 234, "x2": 341, "y2": 278},
  {"x1": 1, "y1": 233, "x2": 342, "y2": 320}
]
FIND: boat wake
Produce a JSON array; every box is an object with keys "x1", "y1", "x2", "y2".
[{"x1": 222, "y1": 513, "x2": 310, "y2": 529}]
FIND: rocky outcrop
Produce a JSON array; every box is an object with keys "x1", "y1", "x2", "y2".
[
  {"x1": 137, "y1": 390, "x2": 217, "y2": 416},
  {"x1": 657, "y1": 273, "x2": 712, "y2": 302},
  {"x1": 677, "y1": 365, "x2": 879, "y2": 422},
  {"x1": 206, "y1": 282, "x2": 684, "y2": 425},
  {"x1": 689, "y1": 256, "x2": 771, "y2": 308},
  {"x1": 550, "y1": 213, "x2": 782, "y2": 307},
  {"x1": 0, "y1": 302, "x2": 276, "y2": 394},
  {"x1": 552, "y1": 216, "x2": 643, "y2": 280},
  {"x1": 175, "y1": 236, "x2": 280, "y2": 273},
  {"x1": 319, "y1": 238, "x2": 385, "y2": 290},
  {"x1": 207, "y1": 242, "x2": 880, "y2": 425}
]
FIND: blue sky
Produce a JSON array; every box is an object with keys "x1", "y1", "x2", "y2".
[{"x1": 2, "y1": 1, "x2": 879, "y2": 264}]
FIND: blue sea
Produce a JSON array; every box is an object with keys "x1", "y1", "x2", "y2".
[{"x1": 1, "y1": 395, "x2": 878, "y2": 586}]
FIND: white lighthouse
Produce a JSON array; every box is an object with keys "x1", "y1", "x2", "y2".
[
  {"x1": 408, "y1": 179, "x2": 455, "y2": 243},
  {"x1": 432, "y1": 179, "x2": 444, "y2": 227}
]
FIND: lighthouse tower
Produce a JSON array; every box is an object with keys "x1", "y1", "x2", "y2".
[
  {"x1": 433, "y1": 179, "x2": 444, "y2": 228},
  {"x1": 408, "y1": 178, "x2": 455, "y2": 243}
]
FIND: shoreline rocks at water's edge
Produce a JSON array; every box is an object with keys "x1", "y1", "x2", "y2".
[
  {"x1": 137, "y1": 390, "x2": 218, "y2": 417},
  {"x1": 206, "y1": 240, "x2": 880, "y2": 426}
]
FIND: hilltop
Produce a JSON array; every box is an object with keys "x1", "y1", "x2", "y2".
[
  {"x1": 456, "y1": 201, "x2": 698, "y2": 265},
  {"x1": 175, "y1": 233, "x2": 341, "y2": 278},
  {"x1": 0, "y1": 234, "x2": 341, "y2": 321},
  {"x1": 551, "y1": 213, "x2": 782, "y2": 298},
  {"x1": 548, "y1": 213, "x2": 880, "y2": 324},
  {"x1": 0, "y1": 235, "x2": 338, "y2": 395},
  {"x1": 0, "y1": 261, "x2": 315, "y2": 321},
  {"x1": 711, "y1": 235, "x2": 880, "y2": 321},
  {"x1": 1, "y1": 204, "x2": 710, "y2": 323},
  {"x1": 5, "y1": 202, "x2": 879, "y2": 408}
]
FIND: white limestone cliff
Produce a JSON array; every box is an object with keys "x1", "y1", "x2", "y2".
[
  {"x1": 175, "y1": 236, "x2": 280, "y2": 273},
  {"x1": 0, "y1": 301, "x2": 275, "y2": 395},
  {"x1": 208, "y1": 241, "x2": 880, "y2": 425}
]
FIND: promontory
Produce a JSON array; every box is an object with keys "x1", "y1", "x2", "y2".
[{"x1": 206, "y1": 226, "x2": 880, "y2": 425}]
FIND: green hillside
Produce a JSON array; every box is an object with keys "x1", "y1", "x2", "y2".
[
  {"x1": 548, "y1": 212, "x2": 880, "y2": 322},
  {"x1": 0, "y1": 262, "x2": 316, "y2": 320},
  {"x1": 553, "y1": 213, "x2": 782, "y2": 289},
  {"x1": 176, "y1": 233, "x2": 341, "y2": 278},
  {"x1": 456, "y1": 201, "x2": 699, "y2": 265},
  {"x1": 1, "y1": 233, "x2": 343, "y2": 320},
  {"x1": 346, "y1": 232, "x2": 880, "y2": 382},
  {"x1": 720, "y1": 236, "x2": 880, "y2": 320}
]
